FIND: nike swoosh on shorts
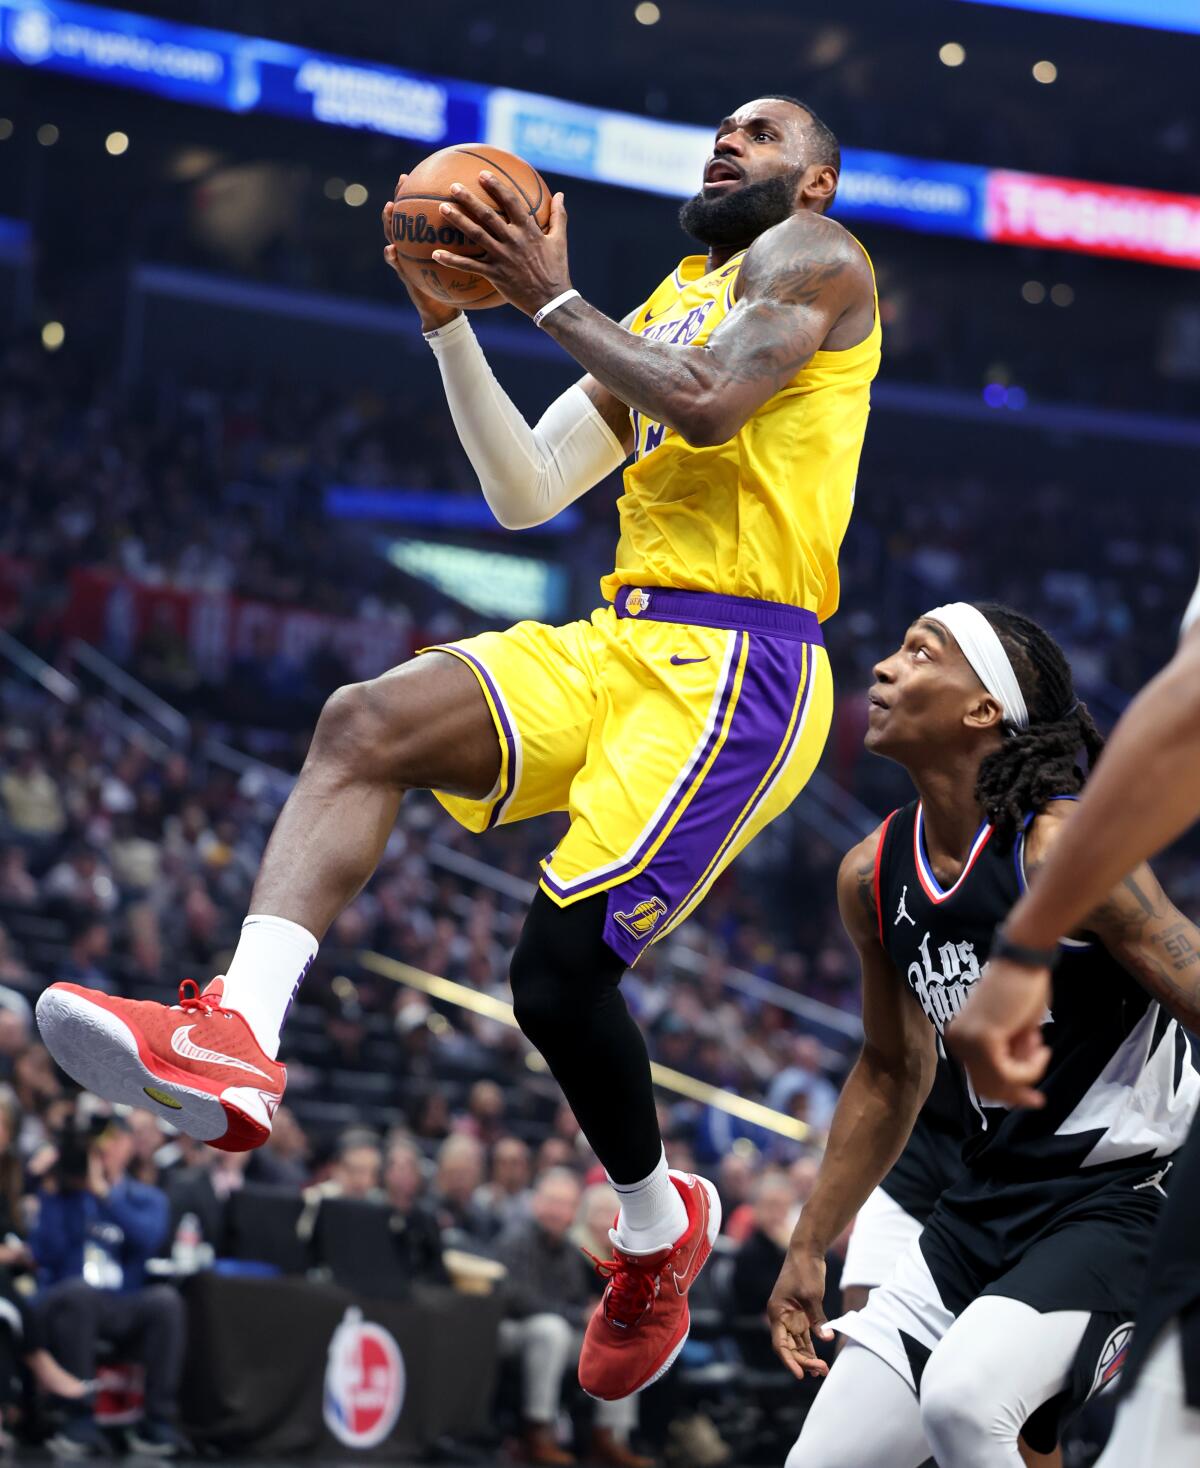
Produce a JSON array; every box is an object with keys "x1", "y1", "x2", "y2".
[{"x1": 669, "y1": 655, "x2": 710, "y2": 666}]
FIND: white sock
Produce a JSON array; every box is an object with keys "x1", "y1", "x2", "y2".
[
  {"x1": 610, "y1": 1148, "x2": 688, "y2": 1255},
  {"x1": 219, "y1": 914, "x2": 318, "y2": 1060}
]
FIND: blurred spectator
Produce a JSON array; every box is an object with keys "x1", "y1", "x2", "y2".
[
  {"x1": 32, "y1": 1113, "x2": 187, "y2": 1457},
  {"x1": 308, "y1": 1129, "x2": 382, "y2": 1206},
  {"x1": 165, "y1": 1147, "x2": 249, "y2": 1251},
  {"x1": 431, "y1": 1133, "x2": 491, "y2": 1242},
  {"x1": 0, "y1": 848, "x2": 37, "y2": 906},
  {"x1": 0, "y1": 751, "x2": 66, "y2": 842},
  {"x1": 43, "y1": 846, "x2": 118, "y2": 918},
  {"x1": 497, "y1": 1169, "x2": 650, "y2": 1468},
  {"x1": 455, "y1": 1079, "x2": 507, "y2": 1147},
  {"x1": 0, "y1": 1085, "x2": 89, "y2": 1443},
  {"x1": 383, "y1": 1138, "x2": 448, "y2": 1285},
  {"x1": 246, "y1": 1104, "x2": 309, "y2": 1188},
  {"x1": 473, "y1": 1136, "x2": 533, "y2": 1238},
  {"x1": 730, "y1": 1170, "x2": 798, "y2": 1372},
  {"x1": 12, "y1": 1045, "x2": 62, "y2": 1155},
  {"x1": 716, "y1": 1149, "x2": 757, "y2": 1234},
  {"x1": 0, "y1": 1001, "x2": 29, "y2": 1082},
  {"x1": 573, "y1": 1181, "x2": 619, "y2": 1264},
  {"x1": 127, "y1": 1110, "x2": 168, "y2": 1187},
  {"x1": 764, "y1": 1036, "x2": 839, "y2": 1132},
  {"x1": 535, "y1": 1137, "x2": 577, "y2": 1180},
  {"x1": 55, "y1": 916, "x2": 115, "y2": 996}
]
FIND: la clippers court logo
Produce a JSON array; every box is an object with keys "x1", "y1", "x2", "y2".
[
  {"x1": 1088, "y1": 1322, "x2": 1133, "y2": 1399},
  {"x1": 323, "y1": 1307, "x2": 406, "y2": 1448}
]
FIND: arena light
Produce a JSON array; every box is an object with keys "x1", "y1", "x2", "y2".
[
  {"x1": 36, "y1": 121, "x2": 58, "y2": 145},
  {"x1": 41, "y1": 320, "x2": 65, "y2": 350},
  {"x1": 104, "y1": 128, "x2": 127, "y2": 154},
  {"x1": 360, "y1": 949, "x2": 814, "y2": 1143},
  {"x1": 939, "y1": 41, "x2": 966, "y2": 66},
  {"x1": 0, "y1": 118, "x2": 11, "y2": 140},
  {"x1": 342, "y1": 181, "x2": 368, "y2": 206},
  {"x1": 958, "y1": 0, "x2": 1200, "y2": 36},
  {"x1": 4, "y1": 0, "x2": 1200, "y2": 269},
  {"x1": 634, "y1": 1, "x2": 661, "y2": 23},
  {"x1": 1032, "y1": 59, "x2": 1058, "y2": 84},
  {"x1": 1051, "y1": 282, "x2": 1075, "y2": 306},
  {"x1": 1021, "y1": 280, "x2": 1046, "y2": 303}
]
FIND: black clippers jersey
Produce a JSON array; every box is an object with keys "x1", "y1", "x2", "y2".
[{"x1": 875, "y1": 800, "x2": 1199, "y2": 1182}]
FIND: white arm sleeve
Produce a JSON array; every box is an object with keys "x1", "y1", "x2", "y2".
[{"x1": 424, "y1": 313, "x2": 627, "y2": 531}]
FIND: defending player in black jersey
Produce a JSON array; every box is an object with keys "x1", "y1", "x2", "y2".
[
  {"x1": 767, "y1": 600, "x2": 1200, "y2": 1468},
  {"x1": 838, "y1": 1066, "x2": 1062, "y2": 1467},
  {"x1": 951, "y1": 572, "x2": 1200, "y2": 1466}
]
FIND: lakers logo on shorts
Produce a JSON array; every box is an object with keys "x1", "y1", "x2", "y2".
[
  {"x1": 625, "y1": 588, "x2": 651, "y2": 617},
  {"x1": 613, "y1": 895, "x2": 667, "y2": 939}
]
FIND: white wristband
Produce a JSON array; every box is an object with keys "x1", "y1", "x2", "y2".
[{"x1": 533, "y1": 288, "x2": 581, "y2": 328}]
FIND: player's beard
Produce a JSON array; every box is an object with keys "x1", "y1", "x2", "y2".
[{"x1": 678, "y1": 168, "x2": 805, "y2": 247}]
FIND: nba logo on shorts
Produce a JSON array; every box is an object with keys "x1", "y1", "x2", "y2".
[
  {"x1": 614, "y1": 895, "x2": 667, "y2": 939},
  {"x1": 323, "y1": 1306, "x2": 406, "y2": 1448}
]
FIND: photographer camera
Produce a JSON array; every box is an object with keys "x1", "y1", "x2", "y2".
[{"x1": 31, "y1": 1106, "x2": 186, "y2": 1458}]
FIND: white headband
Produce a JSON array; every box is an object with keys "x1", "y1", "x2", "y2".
[{"x1": 923, "y1": 602, "x2": 1030, "y2": 731}]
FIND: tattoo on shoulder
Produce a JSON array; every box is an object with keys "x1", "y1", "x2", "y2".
[{"x1": 750, "y1": 253, "x2": 849, "y2": 309}]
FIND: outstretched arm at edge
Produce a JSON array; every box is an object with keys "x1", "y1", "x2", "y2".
[
  {"x1": 767, "y1": 827, "x2": 936, "y2": 1381},
  {"x1": 1005, "y1": 620, "x2": 1200, "y2": 948}
]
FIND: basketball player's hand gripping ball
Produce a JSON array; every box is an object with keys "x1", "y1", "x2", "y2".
[{"x1": 431, "y1": 171, "x2": 572, "y2": 319}]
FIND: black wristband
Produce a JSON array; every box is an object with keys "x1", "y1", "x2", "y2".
[{"x1": 989, "y1": 929, "x2": 1059, "y2": 970}]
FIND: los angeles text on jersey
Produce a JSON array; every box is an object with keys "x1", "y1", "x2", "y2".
[{"x1": 906, "y1": 930, "x2": 982, "y2": 1033}]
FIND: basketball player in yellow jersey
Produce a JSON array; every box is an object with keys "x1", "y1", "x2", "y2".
[{"x1": 35, "y1": 97, "x2": 878, "y2": 1443}]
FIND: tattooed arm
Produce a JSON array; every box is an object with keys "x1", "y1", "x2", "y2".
[
  {"x1": 431, "y1": 171, "x2": 874, "y2": 447},
  {"x1": 541, "y1": 212, "x2": 872, "y2": 446},
  {"x1": 768, "y1": 827, "x2": 936, "y2": 1380},
  {"x1": 537, "y1": 209, "x2": 863, "y2": 443},
  {"x1": 1025, "y1": 804, "x2": 1200, "y2": 1030}
]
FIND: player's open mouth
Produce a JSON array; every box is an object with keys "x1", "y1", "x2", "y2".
[
  {"x1": 867, "y1": 690, "x2": 889, "y2": 712},
  {"x1": 702, "y1": 159, "x2": 744, "y2": 191}
]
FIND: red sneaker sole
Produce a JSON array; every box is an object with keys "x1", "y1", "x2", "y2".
[{"x1": 35, "y1": 987, "x2": 271, "y2": 1149}]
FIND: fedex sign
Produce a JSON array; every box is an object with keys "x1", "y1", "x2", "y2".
[{"x1": 987, "y1": 171, "x2": 1200, "y2": 270}]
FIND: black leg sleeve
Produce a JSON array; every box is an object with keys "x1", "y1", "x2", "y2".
[{"x1": 510, "y1": 890, "x2": 662, "y2": 1184}]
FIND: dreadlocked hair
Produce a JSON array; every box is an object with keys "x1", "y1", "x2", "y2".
[{"x1": 972, "y1": 603, "x2": 1106, "y2": 847}]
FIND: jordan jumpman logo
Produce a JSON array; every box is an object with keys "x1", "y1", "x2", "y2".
[{"x1": 895, "y1": 884, "x2": 916, "y2": 928}]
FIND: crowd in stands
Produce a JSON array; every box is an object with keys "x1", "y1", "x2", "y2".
[{"x1": 0, "y1": 1022, "x2": 831, "y2": 1459}]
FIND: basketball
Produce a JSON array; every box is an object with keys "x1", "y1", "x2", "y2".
[{"x1": 390, "y1": 144, "x2": 552, "y2": 309}]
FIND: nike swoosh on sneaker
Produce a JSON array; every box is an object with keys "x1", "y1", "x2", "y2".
[
  {"x1": 670, "y1": 1180, "x2": 706, "y2": 1295},
  {"x1": 669, "y1": 655, "x2": 710, "y2": 666},
  {"x1": 170, "y1": 1026, "x2": 272, "y2": 1080}
]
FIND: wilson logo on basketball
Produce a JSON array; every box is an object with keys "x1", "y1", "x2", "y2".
[
  {"x1": 323, "y1": 1307, "x2": 406, "y2": 1449},
  {"x1": 391, "y1": 211, "x2": 467, "y2": 248}
]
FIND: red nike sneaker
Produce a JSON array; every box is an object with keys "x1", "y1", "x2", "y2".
[
  {"x1": 35, "y1": 979, "x2": 285, "y2": 1152},
  {"x1": 579, "y1": 1171, "x2": 722, "y2": 1401}
]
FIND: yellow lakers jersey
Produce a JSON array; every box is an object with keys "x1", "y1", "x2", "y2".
[{"x1": 601, "y1": 242, "x2": 881, "y2": 620}]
